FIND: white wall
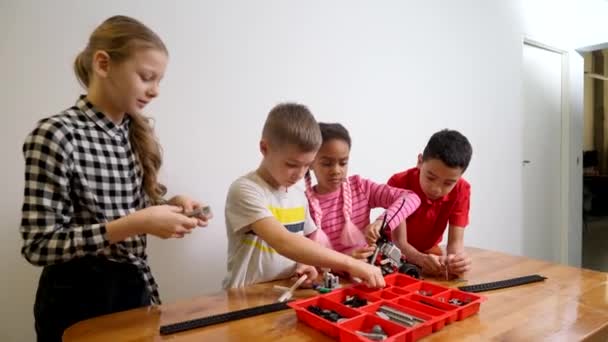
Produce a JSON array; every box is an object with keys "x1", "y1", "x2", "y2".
[
  {"x1": 1, "y1": 1, "x2": 606, "y2": 341},
  {"x1": 520, "y1": 0, "x2": 608, "y2": 267}
]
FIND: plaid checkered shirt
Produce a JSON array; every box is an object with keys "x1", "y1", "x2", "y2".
[{"x1": 20, "y1": 96, "x2": 161, "y2": 304}]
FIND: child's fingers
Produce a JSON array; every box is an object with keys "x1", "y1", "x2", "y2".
[
  {"x1": 352, "y1": 246, "x2": 376, "y2": 260},
  {"x1": 294, "y1": 265, "x2": 304, "y2": 275},
  {"x1": 447, "y1": 253, "x2": 468, "y2": 263},
  {"x1": 351, "y1": 276, "x2": 362, "y2": 284},
  {"x1": 306, "y1": 267, "x2": 319, "y2": 280},
  {"x1": 427, "y1": 255, "x2": 443, "y2": 274},
  {"x1": 358, "y1": 250, "x2": 374, "y2": 259},
  {"x1": 448, "y1": 253, "x2": 471, "y2": 273},
  {"x1": 367, "y1": 226, "x2": 379, "y2": 239},
  {"x1": 169, "y1": 208, "x2": 197, "y2": 227},
  {"x1": 167, "y1": 205, "x2": 185, "y2": 213},
  {"x1": 300, "y1": 279, "x2": 315, "y2": 288},
  {"x1": 355, "y1": 264, "x2": 384, "y2": 288},
  {"x1": 176, "y1": 226, "x2": 193, "y2": 234},
  {"x1": 363, "y1": 247, "x2": 376, "y2": 255},
  {"x1": 450, "y1": 263, "x2": 471, "y2": 275},
  {"x1": 169, "y1": 227, "x2": 191, "y2": 239},
  {"x1": 448, "y1": 258, "x2": 468, "y2": 267},
  {"x1": 364, "y1": 276, "x2": 377, "y2": 288},
  {"x1": 448, "y1": 259, "x2": 471, "y2": 272},
  {"x1": 430, "y1": 255, "x2": 442, "y2": 267},
  {"x1": 370, "y1": 233, "x2": 378, "y2": 243},
  {"x1": 369, "y1": 271, "x2": 385, "y2": 288},
  {"x1": 295, "y1": 265, "x2": 318, "y2": 281},
  {"x1": 373, "y1": 226, "x2": 381, "y2": 237},
  {"x1": 182, "y1": 203, "x2": 195, "y2": 214},
  {"x1": 449, "y1": 253, "x2": 465, "y2": 262},
  {"x1": 366, "y1": 233, "x2": 377, "y2": 245},
  {"x1": 175, "y1": 215, "x2": 198, "y2": 229}
]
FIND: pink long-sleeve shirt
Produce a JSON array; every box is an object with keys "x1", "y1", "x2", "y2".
[{"x1": 308, "y1": 175, "x2": 421, "y2": 253}]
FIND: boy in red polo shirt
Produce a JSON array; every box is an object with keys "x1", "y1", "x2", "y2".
[{"x1": 372, "y1": 129, "x2": 472, "y2": 278}]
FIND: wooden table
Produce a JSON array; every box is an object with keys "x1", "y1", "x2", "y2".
[{"x1": 63, "y1": 247, "x2": 608, "y2": 341}]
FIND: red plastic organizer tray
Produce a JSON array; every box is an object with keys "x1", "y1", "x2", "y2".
[{"x1": 288, "y1": 273, "x2": 486, "y2": 342}]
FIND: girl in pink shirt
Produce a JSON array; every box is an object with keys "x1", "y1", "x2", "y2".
[{"x1": 305, "y1": 123, "x2": 421, "y2": 260}]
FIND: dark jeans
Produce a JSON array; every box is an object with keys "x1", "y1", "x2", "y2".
[{"x1": 34, "y1": 256, "x2": 151, "y2": 342}]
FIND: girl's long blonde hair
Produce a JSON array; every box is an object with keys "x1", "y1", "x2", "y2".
[{"x1": 74, "y1": 15, "x2": 168, "y2": 203}]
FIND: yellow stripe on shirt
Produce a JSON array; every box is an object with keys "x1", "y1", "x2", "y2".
[
  {"x1": 268, "y1": 206, "x2": 305, "y2": 224},
  {"x1": 242, "y1": 237, "x2": 277, "y2": 253}
]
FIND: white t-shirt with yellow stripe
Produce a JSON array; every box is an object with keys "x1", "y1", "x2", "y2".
[{"x1": 223, "y1": 171, "x2": 317, "y2": 288}]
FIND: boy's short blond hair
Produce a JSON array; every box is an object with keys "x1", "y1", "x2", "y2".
[{"x1": 262, "y1": 103, "x2": 322, "y2": 152}]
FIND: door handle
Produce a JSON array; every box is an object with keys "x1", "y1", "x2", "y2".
[{"x1": 522, "y1": 160, "x2": 531, "y2": 164}]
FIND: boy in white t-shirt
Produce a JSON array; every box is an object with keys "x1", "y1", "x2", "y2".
[{"x1": 223, "y1": 103, "x2": 385, "y2": 289}]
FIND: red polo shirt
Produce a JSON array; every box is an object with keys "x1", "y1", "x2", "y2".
[{"x1": 387, "y1": 167, "x2": 470, "y2": 252}]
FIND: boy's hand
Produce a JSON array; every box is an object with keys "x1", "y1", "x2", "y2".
[
  {"x1": 364, "y1": 220, "x2": 383, "y2": 245},
  {"x1": 294, "y1": 264, "x2": 318, "y2": 287},
  {"x1": 347, "y1": 259, "x2": 385, "y2": 288},
  {"x1": 446, "y1": 252, "x2": 471, "y2": 275},
  {"x1": 350, "y1": 246, "x2": 376, "y2": 260},
  {"x1": 420, "y1": 254, "x2": 444, "y2": 275}
]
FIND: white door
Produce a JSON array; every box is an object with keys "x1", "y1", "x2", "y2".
[{"x1": 521, "y1": 42, "x2": 563, "y2": 263}]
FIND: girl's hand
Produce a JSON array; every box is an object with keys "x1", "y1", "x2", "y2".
[
  {"x1": 364, "y1": 220, "x2": 383, "y2": 245},
  {"x1": 168, "y1": 195, "x2": 213, "y2": 228},
  {"x1": 134, "y1": 205, "x2": 198, "y2": 239}
]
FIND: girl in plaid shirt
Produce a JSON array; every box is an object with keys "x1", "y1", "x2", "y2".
[{"x1": 20, "y1": 16, "x2": 211, "y2": 342}]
